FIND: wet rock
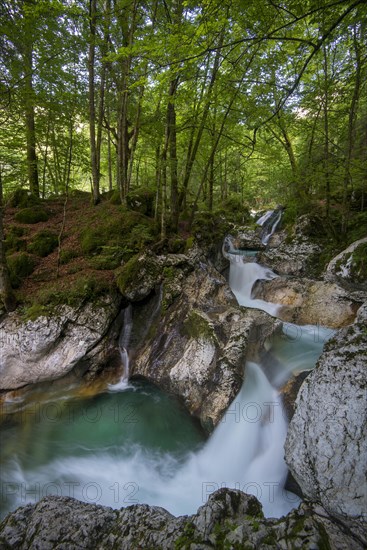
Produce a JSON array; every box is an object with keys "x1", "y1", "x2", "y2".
[
  {"x1": 280, "y1": 370, "x2": 310, "y2": 421},
  {"x1": 285, "y1": 309, "x2": 367, "y2": 526},
  {"x1": 0, "y1": 294, "x2": 121, "y2": 390}
]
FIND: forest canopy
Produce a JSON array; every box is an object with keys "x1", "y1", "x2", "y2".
[{"x1": 0, "y1": 0, "x2": 366, "y2": 235}]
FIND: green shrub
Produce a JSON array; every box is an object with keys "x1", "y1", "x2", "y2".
[
  {"x1": 7, "y1": 253, "x2": 37, "y2": 288},
  {"x1": 14, "y1": 207, "x2": 49, "y2": 224},
  {"x1": 28, "y1": 230, "x2": 58, "y2": 257},
  {"x1": 126, "y1": 187, "x2": 155, "y2": 216}
]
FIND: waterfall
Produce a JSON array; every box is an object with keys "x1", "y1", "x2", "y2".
[
  {"x1": 108, "y1": 305, "x2": 133, "y2": 391},
  {"x1": 227, "y1": 251, "x2": 280, "y2": 317},
  {"x1": 0, "y1": 237, "x2": 333, "y2": 521},
  {"x1": 257, "y1": 208, "x2": 283, "y2": 244}
]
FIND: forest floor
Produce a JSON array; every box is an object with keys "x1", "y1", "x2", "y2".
[{"x1": 3, "y1": 192, "x2": 154, "y2": 314}]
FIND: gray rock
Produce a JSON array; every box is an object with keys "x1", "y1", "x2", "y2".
[
  {"x1": 325, "y1": 237, "x2": 367, "y2": 291},
  {"x1": 0, "y1": 294, "x2": 121, "y2": 390},
  {"x1": 1, "y1": 489, "x2": 365, "y2": 549},
  {"x1": 285, "y1": 311, "x2": 367, "y2": 526},
  {"x1": 255, "y1": 277, "x2": 361, "y2": 328},
  {"x1": 258, "y1": 237, "x2": 322, "y2": 277}
]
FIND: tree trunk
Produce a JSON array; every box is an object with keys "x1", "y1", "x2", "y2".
[
  {"x1": 322, "y1": 45, "x2": 331, "y2": 219},
  {"x1": 342, "y1": 25, "x2": 362, "y2": 232},
  {"x1": 24, "y1": 46, "x2": 39, "y2": 197},
  {"x1": 0, "y1": 173, "x2": 16, "y2": 312},
  {"x1": 88, "y1": 0, "x2": 100, "y2": 205},
  {"x1": 179, "y1": 36, "x2": 224, "y2": 209},
  {"x1": 167, "y1": 77, "x2": 180, "y2": 231}
]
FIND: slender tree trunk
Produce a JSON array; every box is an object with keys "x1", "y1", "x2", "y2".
[
  {"x1": 88, "y1": 0, "x2": 100, "y2": 205},
  {"x1": 166, "y1": 76, "x2": 179, "y2": 231},
  {"x1": 41, "y1": 118, "x2": 51, "y2": 198},
  {"x1": 51, "y1": 125, "x2": 61, "y2": 194},
  {"x1": 116, "y1": 0, "x2": 138, "y2": 202},
  {"x1": 322, "y1": 45, "x2": 331, "y2": 219},
  {"x1": 179, "y1": 34, "x2": 224, "y2": 208},
  {"x1": 342, "y1": 26, "x2": 362, "y2": 233},
  {"x1": 24, "y1": 46, "x2": 39, "y2": 197},
  {"x1": 0, "y1": 172, "x2": 16, "y2": 312}
]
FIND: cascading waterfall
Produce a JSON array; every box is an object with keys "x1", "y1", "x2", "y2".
[
  {"x1": 0, "y1": 237, "x2": 333, "y2": 521},
  {"x1": 257, "y1": 208, "x2": 283, "y2": 244}
]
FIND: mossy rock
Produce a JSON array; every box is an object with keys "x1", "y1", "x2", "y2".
[
  {"x1": 4, "y1": 226, "x2": 28, "y2": 253},
  {"x1": 126, "y1": 187, "x2": 155, "y2": 216},
  {"x1": 7, "y1": 252, "x2": 37, "y2": 288},
  {"x1": 115, "y1": 253, "x2": 162, "y2": 301},
  {"x1": 14, "y1": 207, "x2": 49, "y2": 224},
  {"x1": 28, "y1": 230, "x2": 58, "y2": 257},
  {"x1": 7, "y1": 189, "x2": 41, "y2": 208}
]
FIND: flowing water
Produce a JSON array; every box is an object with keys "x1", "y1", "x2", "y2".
[
  {"x1": 0, "y1": 240, "x2": 333, "y2": 520},
  {"x1": 256, "y1": 208, "x2": 283, "y2": 244}
]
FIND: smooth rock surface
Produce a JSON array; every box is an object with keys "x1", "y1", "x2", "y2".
[
  {"x1": 285, "y1": 307, "x2": 367, "y2": 524},
  {"x1": 255, "y1": 277, "x2": 360, "y2": 328},
  {"x1": 0, "y1": 294, "x2": 121, "y2": 390},
  {"x1": 1, "y1": 489, "x2": 365, "y2": 549}
]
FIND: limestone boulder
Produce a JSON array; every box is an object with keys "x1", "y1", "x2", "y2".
[
  {"x1": 0, "y1": 294, "x2": 121, "y2": 390},
  {"x1": 254, "y1": 277, "x2": 360, "y2": 328},
  {"x1": 285, "y1": 307, "x2": 367, "y2": 525}
]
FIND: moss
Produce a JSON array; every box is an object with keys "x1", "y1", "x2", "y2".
[
  {"x1": 317, "y1": 522, "x2": 332, "y2": 550},
  {"x1": 79, "y1": 211, "x2": 156, "y2": 257},
  {"x1": 89, "y1": 246, "x2": 124, "y2": 270},
  {"x1": 115, "y1": 253, "x2": 161, "y2": 297},
  {"x1": 21, "y1": 303, "x2": 49, "y2": 321},
  {"x1": 182, "y1": 310, "x2": 215, "y2": 341},
  {"x1": 14, "y1": 207, "x2": 49, "y2": 224},
  {"x1": 59, "y1": 248, "x2": 79, "y2": 265},
  {"x1": 350, "y1": 242, "x2": 367, "y2": 282},
  {"x1": 126, "y1": 187, "x2": 155, "y2": 216},
  {"x1": 192, "y1": 211, "x2": 233, "y2": 245},
  {"x1": 185, "y1": 236, "x2": 195, "y2": 252},
  {"x1": 4, "y1": 226, "x2": 27, "y2": 253},
  {"x1": 7, "y1": 188, "x2": 41, "y2": 208},
  {"x1": 175, "y1": 521, "x2": 200, "y2": 549},
  {"x1": 28, "y1": 230, "x2": 58, "y2": 257},
  {"x1": 33, "y1": 275, "x2": 113, "y2": 308},
  {"x1": 7, "y1": 253, "x2": 37, "y2": 288}
]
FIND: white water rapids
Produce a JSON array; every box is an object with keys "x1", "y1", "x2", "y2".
[{"x1": 0, "y1": 243, "x2": 333, "y2": 520}]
